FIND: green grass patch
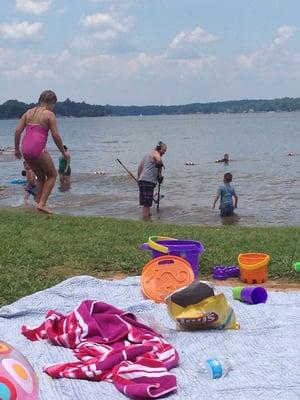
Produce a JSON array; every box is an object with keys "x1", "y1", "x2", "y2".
[{"x1": 0, "y1": 209, "x2": 299, "y2": 305}]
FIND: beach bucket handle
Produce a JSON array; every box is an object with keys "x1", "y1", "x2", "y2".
[
  {"x1": 148, "y1": 236, "x2": 177, "y2": 254},
  {"x1": 238, "y1": 253, "x2": 270, "y2": 269}
]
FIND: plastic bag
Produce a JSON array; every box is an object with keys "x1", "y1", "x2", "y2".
[{"x1": 166, "y1": 281, "x2": 239, "y2": 330}]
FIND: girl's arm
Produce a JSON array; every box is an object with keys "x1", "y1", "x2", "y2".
[
  {"x1": 14, "y1": 113, "x2": 27, "y2": 159},
  {"x1": 48, "y1": 112, "x2": 67, "y2": 158}
]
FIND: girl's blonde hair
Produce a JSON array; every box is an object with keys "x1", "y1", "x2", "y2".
[{"x1": 38, "y1": 90, "x2": 57, "y2": 105}]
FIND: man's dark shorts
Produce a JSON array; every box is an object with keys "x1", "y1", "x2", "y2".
[
  {"x1": 220, "y1": 205, "x2": 234, "y2": 217},
  {"x1": 139, "y1": 180, "x2": 155, "y2": 207}
]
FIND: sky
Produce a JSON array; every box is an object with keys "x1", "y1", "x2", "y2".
[{"x1": 1, "y1": 0, "x2": 300, "y2": 105}]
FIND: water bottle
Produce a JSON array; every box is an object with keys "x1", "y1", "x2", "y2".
[{"x1": 199, "y1": 357, "x2": 233, "y2": 379}]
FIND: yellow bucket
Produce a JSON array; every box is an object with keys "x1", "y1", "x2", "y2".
[{"x1": 238, "y1": 253, "x2": 270, "y2": 284}]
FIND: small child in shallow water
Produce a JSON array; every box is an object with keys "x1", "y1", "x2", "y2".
[
  {"x1": 22, "y1": 161, "x2": 36, "y2": 203},
  {"x1": 212, "y1": 172, "x2": 238, "y2": 217}
]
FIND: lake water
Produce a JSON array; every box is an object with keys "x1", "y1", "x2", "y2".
[{"x1": 0, "y1": 112, "x2": 299, "y2": 226}]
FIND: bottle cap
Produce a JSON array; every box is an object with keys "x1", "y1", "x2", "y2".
[{"x1": 207, "y1": 359, "x2": 223, "y2": 379}]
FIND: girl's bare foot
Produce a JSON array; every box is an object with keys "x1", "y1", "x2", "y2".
[{"x1": 37, "y1": 205, "x2": 53, "y2": 214}]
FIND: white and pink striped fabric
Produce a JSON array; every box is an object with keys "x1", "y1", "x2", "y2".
[{"x1": 22, "y1": 300, "x2": 178, "y2": 399}]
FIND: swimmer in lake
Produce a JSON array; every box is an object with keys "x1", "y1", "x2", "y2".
[{"x1": 215, "y1": 153, "x2": 229, "y2": 164}]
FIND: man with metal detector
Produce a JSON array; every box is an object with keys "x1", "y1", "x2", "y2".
[{"x1": 137, "y1": 141, "x2": 167, "y2": 220}]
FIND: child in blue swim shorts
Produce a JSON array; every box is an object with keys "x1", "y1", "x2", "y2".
[{"x1": 212, "y1": 172, "x2": 238, "y2": 217}]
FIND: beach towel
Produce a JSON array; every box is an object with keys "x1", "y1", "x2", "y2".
[
  {"x1": 0, "y1": 276, "x2": 299, "y2": 400},
  {"x1": 22, "y1": 299, "x2": 178, "y2": 399}
]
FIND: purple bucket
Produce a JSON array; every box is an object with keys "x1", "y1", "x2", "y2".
[
  {"x1": 241, "y1": 286, "x2": 268, "y2": 304},
  {"x1": 140, "y1": 240, "x2": 205, "y2": 278}
]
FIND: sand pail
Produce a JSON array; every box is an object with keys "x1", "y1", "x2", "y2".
[{"x1": 238, "y1": 253, "x2": 270, "y2": 284}]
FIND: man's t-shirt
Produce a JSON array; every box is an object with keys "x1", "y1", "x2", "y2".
[
  {"x1": 217, "y1": 183, "x2": 235, "y2": 208},
  {"x1": 139, "y1": 153, "x2": 158, "y2": 184}
]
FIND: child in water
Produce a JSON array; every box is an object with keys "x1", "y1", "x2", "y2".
[
  {"x1": 212, "y1": 172, "x2": 238, "y2": 217},
  {"x1": 58, "y1": 145, "x2": 71, "y2": 187},
  {"x1": 215, "y1": 153, "x2": 229, "y2": 164},
  {"x1": 22, "y1": 161, "x2": 36, "y2": 203}
]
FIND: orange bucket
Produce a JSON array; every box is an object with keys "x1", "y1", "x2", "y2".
[
  {"x1": 141, "y1": 255, "x2": 194, "y2": 303},
  {"x1": 238, "y1": 253, "x2": 270, "y2": 284}
]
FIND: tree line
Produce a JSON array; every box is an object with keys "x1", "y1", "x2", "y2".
[{"x1": 1, "y1": 96, "x2": 300, "y2": 119}]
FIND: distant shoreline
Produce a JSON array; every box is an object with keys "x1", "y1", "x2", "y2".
[
  {"x1": 1, "y1": 109, "x2": 300, "y2": 121},
  {"x1": 1, "y1": 96, "x2": 300, "y2": 119}
]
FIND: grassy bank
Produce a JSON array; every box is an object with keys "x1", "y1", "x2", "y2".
[{"x1": 0, "y1": 209, "x2": 299, "y2": 305}]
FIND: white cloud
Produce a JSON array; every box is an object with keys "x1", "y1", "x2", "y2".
[
  {"x1": 284, "y1": 50, "x2": 300, "y2": 64},
  {"x1": 70, "y1": 30, "x2": 136, "y2": 53},
  {"x1": 93, "y1": 30, "x2": 119, "y2": 40},
  {"x1": 168, "y1": 26, "x2": 218, "y2": 60},
  {"x1": 16, "y1": 0, "x2": 51, "y2": 15},
  {"x1": 0, "y1": 21, "x2": 42, "y2": 40},
  {"x1": 79, "y1": 53, "x2": 116, "y2": 68},
  {"x1": 88, "y1": 0, "x2": 136, "y2": 5},
  {"x1": 272, "y1": 25, "x2": 296, "y2": 47},
  {"x1": 73, "y1": 12, "x2": 134, "y2": 50},
  {"x1": 90, "y1": 0, "x2": 116, "y2": 2},
  {"x1": 76, "y1": 53, "x2": 129, "y2": 80},
  {"x1": 76, "y1": 51, "x2": 159, "y2": 79},
  {"x1": 176, "y1": 56, "x2": 216, "y2": 76},
  {"x1": 82, "y1": 13, "x2": 113, "y2": 28},
  {"x1": 277, "y1": 25, "x2": 297, "y2": 40},
  {"x1": 127, "y1": 51, "x2": 216, "y2": 80},
  {"x1": 57, "y1": 6, "x2": 68, "y2": 15},
  {"x1": 81, "y1": 13, "x2": 128, "y2": 32},
  {"x1": 236, "y1": 53, "x2": 259, "y2": 69},
  {"x1": 236, "y1": 25, "x2": 297, "y2": 69},
  {"x1": 128, "y1": 52, "x2": 167, "y2": 74},
  {"x1": 0, "y1": 48, "x2": 13, "y2": 67},
  {"x1": 79, "y1": 12, "x2": 133, "y2": 48},
  {"x1": 72, "y1": 46, "x2": 218, "y2": 84},
  {"x1": 34, "y1": 69, "x2": 55, "y2": 78},
  {"x1": 70, "y1": 35, "x2": 94, "y2": 49},
  {"x1": 89, "y1": 0, "x2": 115, "y2": 2},
  {"x1": 4, "y1": 62, "x2": 55, "y2": 79},
  {"x1": 0, "y1": 47, "x2": 72, "y2": 81},
  {"x1": 55, "y1": 49, "x2": 71, "y2": 63},
  {"x1": 170, "y1": 26, "x2": 218, "y2": 50}
]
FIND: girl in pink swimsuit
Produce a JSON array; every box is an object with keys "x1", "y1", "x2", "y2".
[
  {"x1": 14, "y1": 90, "x2": 67, "y2": 214},
  {"x1": 21, "y1": 123, "x2": 49, "y2": 161}
]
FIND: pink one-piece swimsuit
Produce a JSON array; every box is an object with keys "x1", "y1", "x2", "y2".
[{"x1": 21, "y1": 123, "x2": 49, "y2": 161}]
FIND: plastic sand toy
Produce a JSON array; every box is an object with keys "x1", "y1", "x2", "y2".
[
  {"x1": 141, "y1": 236, "x2": 205, "y2": 278},
  {"x1": 294, "y1": 261, "x2": 300, "y2": 271},
  {"x1": 141, "y1": 255, "x2": 195, "y2": 303},
  {"x1": 238, "y1": 253, "x2": 270, "y2": 284},
  {"x1": 232, "y1": 286, "x2": 268, "y2": 304},
  {"x1": 212, "y1": 265, "x2": 240, "y2": 280}
]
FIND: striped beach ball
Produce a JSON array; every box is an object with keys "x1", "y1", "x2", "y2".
[{"x1": 0, "y1": 341, "x2": 39, "y2": 399}]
